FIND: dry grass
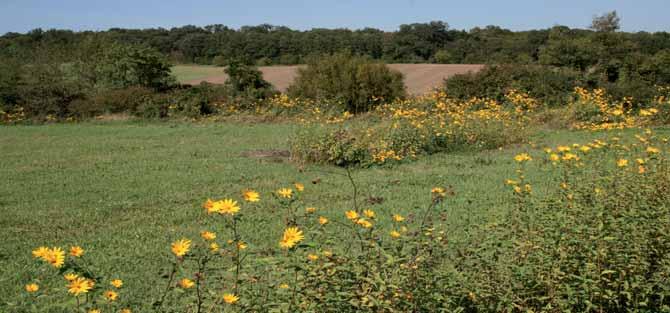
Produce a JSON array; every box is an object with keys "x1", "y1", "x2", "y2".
[{"x1": 175, "y1": 64, "x2": 483, "y2": 95}]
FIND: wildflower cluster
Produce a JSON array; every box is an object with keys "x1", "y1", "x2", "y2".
[{"x1": 26, "y1": 245, "x2": 130, "y2": 312}]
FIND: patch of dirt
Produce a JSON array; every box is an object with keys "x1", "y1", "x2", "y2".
[{"x1": 184, "y1": 64, "x2": 483, "y2": 95}]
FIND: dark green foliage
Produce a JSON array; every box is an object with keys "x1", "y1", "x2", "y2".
[
  {"x1": 444, "y1": 64, "x2": 582, "y2": 105},
  {"x1": 224, "y1": 60, "x2": 275, "y2": 108},
  {"x1": 288, "y1": 53, "x2": 406, "y2": 113},
  {"x1": 96, "y1": 43, "x2": 174, "y2": 90}
]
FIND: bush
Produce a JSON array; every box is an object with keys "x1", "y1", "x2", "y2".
[
  {"x1": 443, "y1": 64, "x2": 582, "y2": 106},
  {"x1": 288, "y1": 53, "x2": 406, "y2": 113},
  {"x1": 224, "y1": 61, "x2": 275, "y2": 109},
  {"x1": 291, "y1": 93, "x2": 530, "y2": 166},
  {"x1": 95, "y1": 43, "x2": 175, "y2": 91}
]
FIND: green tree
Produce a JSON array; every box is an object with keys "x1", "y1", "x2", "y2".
[
  {"x1": 288, "y1": 53, "x2": 406, "y2": 113},
  {"x1": 590, "y1": 11, "x2": 621, "y2": 33},
  {"x1": 96, "y1": 43, "x2": 174, "y2": 90}
]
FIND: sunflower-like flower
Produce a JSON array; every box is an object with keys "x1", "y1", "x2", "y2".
[
  {"x1": 110, "y1": 279, "x2": 123, "y2": 288},
  {"x1": 242, "y1": 189, "x2": 260, "y2": 202},
  {"x1": 277, "y1": 188, "x2": 293, "y2": 199},
  {"x1": 69, "y1": 246, "x2": 84, "y2": 257},
  {"x1": 104, "y1": 290, "x2": 118, "y2": 301},
  {"x1": 363, "y1": 209, "x2": 375, "y2": 218},
  {"x1": 223, "y1": 293, "x2": 239, "y2": 304},
  {"x1": 203, "y1": 198, "x2": 217, "y2": 214},
  {"x1": 305, "y1": 207, "x2": 317, "y2": 214},
  {"x1": 64, "y1": 273, "x2": 78, "y2": 281},
  {"x1": 345, "y1": 210, "x2": 359, "y2": 220},
  {"x1": 307, "y1": 254, "x2": 319, "y2": 261},
  {"x1": 318, "y1": 216, "x2": 329, "y2": 225},
  {"x1": 279, "y1": 227, "x2": 304, "y2": 249},
  {"x1": 25, "y1": 283, "x2": 39, "y2": 293},
  {"x1": 392, "y1": 214, "x2": 405, "y2": 222},
  {"x1": 32, "y1": 246, "x2": 49, "y2": 259},
  {"x1": 390, "y1": 230, "x2": 401, "y2": 239},
  {"x1": 294, "y1": 183, "x2": 305, "y2": 192},
  {"x1": 171, "y1": 239, "x2": 191, "y2": 257},
  {"x1": 45, "y1": 247, "x2": 65, "y2": 268},
  {"x1": 617, "y1": 159, "x2": 629, "y2": 167},
  {"x1": 356, "y1": 218, "x2": 373, "y2": 228},
  {"x1": 178, "y1": 278, "x2": 195, "y2": 289},
  {"x1": 68, "y1": 277, "x2": 93, "y2": 296},
  {"x1": 215, "y1": 199, "x2": 240, "y2": 215},
  {"x1": 200, "y1": 231, "x2": 216, "y2": 241},
  {"x1": 514, "y1": 153, "x2": 532, "y2": 162}
]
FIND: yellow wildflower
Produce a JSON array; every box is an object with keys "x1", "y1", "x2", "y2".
[
  {"x1": 356, "y1": 218, "x2": 373, "y2": 228},
  {"x1": 200, "y1": 231, "x2": 216, "y2": 241},
  {"x1": 345, "y1": 210, "x2": 359, "y2": 220},
  {"x1": 45, "y1": 247, "x2": 65, "y2": 268},
  {"x1": 294, "y1": 183, "x2": 305, "y2": 192},
  {"x1": 104, "y1": 290, "x2": 118, "y2": 301},
  {"x1": 277, "y1": 188, "x2": 293, "y2": 199},
  {"x1": 25, "y1": 283, "x2": 39, "y2": 293},
  {"x1": 178, "y1": 278, "x2": 195, "y2": 289},
  {"x1": 171, "y1": 239, "x2": 191, "y2": 257},
  {"x1": 305, "y1": 207, "x2": 317, "y2": 214},
  {"x1": 514, "y1": 153, "x2": 532, "y2": 162},
  {"x1": 209, "y1": 243, "x2": 220, "y2": 253},
  {"x1": 237, "y1": 241, "x2": 247, "y2": 250},
  {"x1": 203, "y1": 198, "x2": 217, "y2": 214},
  {"x1": 242, "y1": 189, "x2": 260, "y2": 202},
  {"x1": 69, "y1": 246, "x2": 84, "y2": 257},
  {"x1": 318, "y1": 216, "x2": 328, "y2": 225},
  {"x1": 363, "y1": 209, "x2": 375, "y2": 218},
  {"x1": 279, "y1": 227, "x2": 304, "y2": 249},
  {"x1": 390, "y1": 231, "x2": 401, "y2": 239},
  {"x1": 307, "y1": 254, "x2": 319, "y2": 261},
  {"x1": 392, "y1": 214, "x2": 405, "y2": 222},
  {"x1": 32, "y1": 246, "x2": 49, "y2": 259},
  {"x1": 647, "y1": 146, "x2": 660, "y2": 154},
  {"x1": 68, "y1": 277, "x2": 93, "y2": 296},
  {"x1": 64, "y1": 273, "x2": 78, "y2": 281},
  {"x1": 223, "y1": 293, "x2": 239, "y2": 304},
  {"x1": 617, "y1": 159, "x2": 629, "y2": 167},
  {"x1": 216, "y1": 199, "x2": 240, "y2": 215},
  {"x1": 110, "y1": 279, "x2": 123, "y2": 288}
]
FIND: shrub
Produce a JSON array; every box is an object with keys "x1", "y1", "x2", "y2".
[
  {"x1": 224, "y1": 61, "x2": 275, "y2": 109},
  {"x1": 291, "y1": 92, "x2": 530, "y2": 166},
  {"x1": 95, "y1": 43, "x2": 175, "y2": 91},
  {"x1": 288, "y1": 53, "x2": 406, "y2": 113},
  {"x1": 443, "y1": 64, "x2": 582, "y2": 106}
]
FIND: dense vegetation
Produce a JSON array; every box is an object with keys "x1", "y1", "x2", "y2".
[
  {"x1": 3, "y1": 11, "x2": 670, "y2": 120},
  {"x1": 3, "y1": 14, "x2": 669, "y2": 66}
]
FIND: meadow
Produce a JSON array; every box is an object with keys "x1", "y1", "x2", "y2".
[{"x1": 2, "y1": 117, "x2": 669, "y2": 312}]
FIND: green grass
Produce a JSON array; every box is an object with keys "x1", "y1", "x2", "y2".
[
  {"x1": 1, "y1": 122, "x2": 666, "y2": 311},
  {"x1": 171, "y1": 65, "x2": 223, "y2": 83}
]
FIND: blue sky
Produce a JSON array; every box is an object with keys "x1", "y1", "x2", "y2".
[{"x1": 0, "y1": 0, "x2": 668, "y2": 34}]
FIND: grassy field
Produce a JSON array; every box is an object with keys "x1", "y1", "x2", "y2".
[{"x1": 1, "y1": 122, "x2": 667, "y2": 310}]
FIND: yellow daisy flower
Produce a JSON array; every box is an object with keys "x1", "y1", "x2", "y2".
[
  {"x1": 279, "y1": 227, "x2": 304, "y2": 249},
  {"x1": 171, "y1": 239, "x2": 191, "y2": 257}
]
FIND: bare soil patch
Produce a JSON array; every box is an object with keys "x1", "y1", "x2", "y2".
[{"x1": 183, "y1": 64, "x2": 483, "y2": 95}]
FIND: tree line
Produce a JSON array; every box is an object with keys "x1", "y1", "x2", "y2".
[{"x1": 2, "y1": 14, "x2": 670, "y2": 67}]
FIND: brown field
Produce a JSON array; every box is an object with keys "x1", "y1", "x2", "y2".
[{"x1": 179, "y1": 64, "x2": 484, "y2": 95}]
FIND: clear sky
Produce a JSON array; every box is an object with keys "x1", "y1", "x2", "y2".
[{"x1": 0, "y1": 0, "x2": 667, "y2": 35}]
